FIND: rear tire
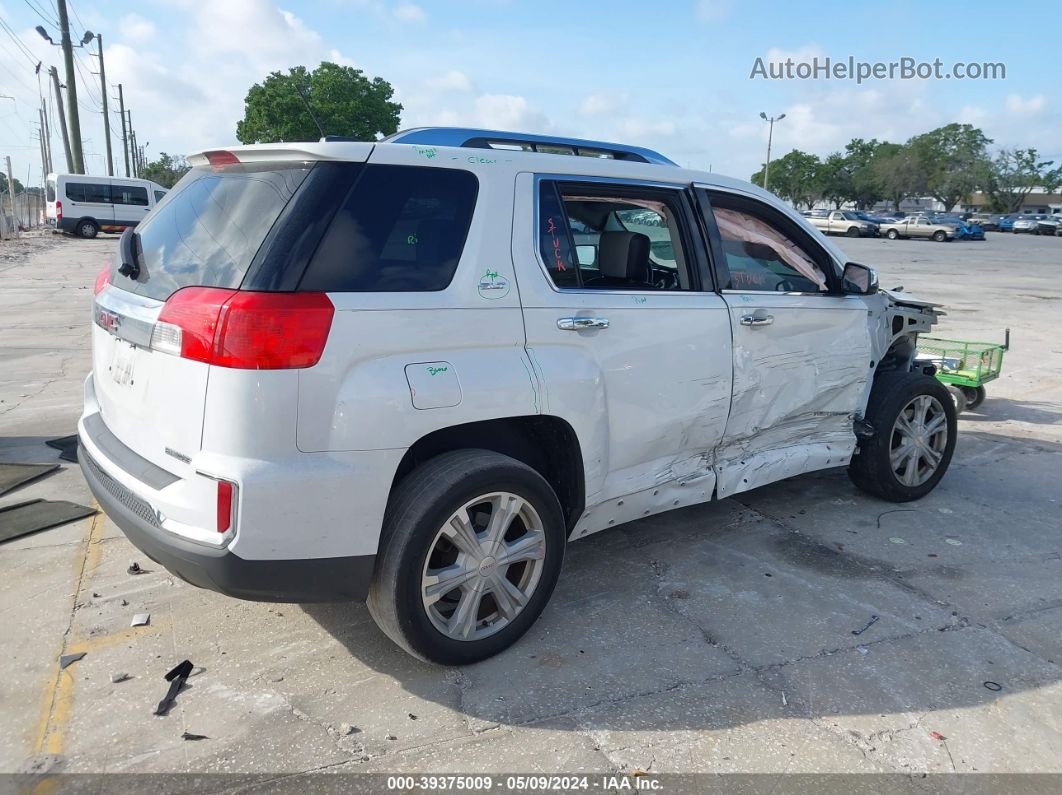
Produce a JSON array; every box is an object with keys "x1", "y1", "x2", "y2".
[
  {"x1": 848, "y1": 373, "x2": 957, "y2": 502},
  {"x1": 76, "y1": 219, "x2": 98, "y2": 239},
  {"x1": 367, "y1": 450, "x2": 566, "y2": 664},
  {"x1": 962, "y1": 385, "x2": 986, "y2": 411},
  {"x1": 932, "y1": 230, "x2": 947, "y2": 242}
]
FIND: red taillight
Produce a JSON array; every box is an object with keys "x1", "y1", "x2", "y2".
[
  {"x1": 154, "y1": 288, "x2": 334, "y2": 369},
  {"x1": 204, "y1": 150, "x2": 240, "y2": 166},
  {"x1": 56, "y1": 200, "x2": 62, "y2": 221},
  {"x1": 93, "y1": 262, "x2": 111, "y2": 294},
  {"x1": 216, "y1": 479, "x2": 235, "y2": 533}
]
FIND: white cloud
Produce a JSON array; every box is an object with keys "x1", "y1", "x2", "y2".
[
  {"x1": 470, "y1": 94, "x2": 550, "y2": 132},
  {"x1": 120, "y1": 13, "x2": 157, "y2": 42},
  {"x1": 1004, "y1": 94, "x2": 1046, "y2": 115},
  {"x1": 393, "y1": 3, "x2": 427, "y2": 23},
  {"x1": 696, "y1": 0, "x2": 731, "y2": 23},
  {"x1": 425, "y1": 70, "x2": 473, "y2": 92},
  {"x1": 579, "y1": 93, "x2": 628, "y2": 117}
]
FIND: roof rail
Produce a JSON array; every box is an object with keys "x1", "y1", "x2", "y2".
[{"x1": 381, "y1": 127, "x2": 677, "y2": 166}]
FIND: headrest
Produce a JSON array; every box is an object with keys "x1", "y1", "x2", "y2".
[{"x1": 598, "y1": 231, "x2": 650, "y2": 280}]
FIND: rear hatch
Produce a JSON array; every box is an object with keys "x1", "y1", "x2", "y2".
[{"x1": 91, "y1": 155, "x2": 326, "y2": 473}]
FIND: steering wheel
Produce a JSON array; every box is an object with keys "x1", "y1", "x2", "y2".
[{"x1": 774, "y1": 279, "x2": 796, "y2": 292}]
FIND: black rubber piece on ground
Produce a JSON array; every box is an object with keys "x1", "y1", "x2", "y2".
[
  {"x1": 0, "y1": 463, "x2": 59, "y2": 497},
  {"x1": 367, "y1": 449, "x2": 566, "y2": 665},
  {"x1": 45, "y1": 434, "x2": 79, "y2": 462},
  {"x1": 0, "y1": 499, "x2": 97, "y2": 543},
  {"x1": 848, "y1": 372, "x2": 957, "y2": 502}
]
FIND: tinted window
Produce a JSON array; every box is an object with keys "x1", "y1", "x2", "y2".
[
  {"x1": 300, "y1": 165, "x2": 478, "y2": 292},
  {"x1": 538, "y1": 181, "x2": 695, "y2": 291},
  {"x1": 66, "y1": 181, "x2": 110, "y2": 203},
  {"x1": 113, "y1": 186, "x2": 149, "y2": 206},
  {"x1": 113, "y1": 163, "x2": 312, "y2": 302},
  {"x1": 154, "y1": 190, "x2": 166, "y2": 202}
]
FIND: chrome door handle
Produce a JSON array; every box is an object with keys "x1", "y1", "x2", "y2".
[
  {"x1": 740, "y1": 314, "x2": 774, "y2": 327},
  {"x1": 557, "y1": 317, "x2": 610, "y2": 331}
]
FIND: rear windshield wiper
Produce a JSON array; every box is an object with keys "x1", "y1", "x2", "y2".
[{"x1": 118, "y1": 228, "x2": 141, "y2": 280}]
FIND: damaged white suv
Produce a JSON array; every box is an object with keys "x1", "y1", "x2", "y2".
[{"x1": 79, "y1": 128, "x2": 955, "y2": 664}]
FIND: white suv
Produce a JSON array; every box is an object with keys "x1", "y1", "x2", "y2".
[{"x1": 79, "y1": 128, "x2": 956, "y2": 664}]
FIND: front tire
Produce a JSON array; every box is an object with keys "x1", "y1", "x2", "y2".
[
  {"x1": 846, "y1": 226, "x2": 861, "y2": 238},
  {"x1": 886, "y1": 229, "x2": 900, "y2": 240},
  {"x1": 848, "y1": 373, "x2": 957, "y2": 502},
  {"x1": 367, "y1": 450, "x2": 565, "y2": 664}
]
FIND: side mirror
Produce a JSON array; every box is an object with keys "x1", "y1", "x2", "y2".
[{"x1": 842, "y1": 262, "x2": 878, "y2": 295}]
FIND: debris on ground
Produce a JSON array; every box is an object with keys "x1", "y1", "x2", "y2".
[
  {"x1": 857, "y1": 646, "x2": 870, "y2": 656},
  {"x1": 127, "y1": 562, "x2": 145, "y2": 575},
  {"x1": 781, "y1": 692, "x2": 787, "y2": 706},
  {"x1": 0, "y1": 463, "x2": 59, "y2": 497},
  {"x1": 984, "y1": 681, "x2": 1002, "y2": 691},
  {"x1": 408, "y1": 712, "x2": 418, "y2": 720},
  {"x1": 852, "y1": 615, "x2": 880, "y2": 636},
  {"x1": 45, "y1": 435, "x2": 79, "y2": 463},
  {"x1": 110, "y1": 672, "x2": 131, "y2": 683},
  {"x1": 945, "y1": 538, "x2": 963, "y2": 547},
  {"x1": 889, "y1": 537, "x2": 907, "y2": 545},
  {"x1": 131, "y1": 613, "x2": 150, "y2": 627},
  {"x1": 181, "y1": 732, "x2": 209, "y2": 741},
  {"x1": 59, "y1": 652, "x2": 86, "y2": 670},
  {"x1": 0, "y1": 499, "x2": 97, "y2": 544},
  {"x1": 930, "y1": 731, "x2": 947, "y2": 741},
  {"x1": 155, "y1": 659, "x2": 193, "y2": 716},
  {"x1": 668, "y1": 588, "x2": 689, "y2": 599},
  {"x1": 339, "y1": 723, "x2": 360, "y2": 735}
]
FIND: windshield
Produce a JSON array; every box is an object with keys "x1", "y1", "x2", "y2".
[{"x1": 110, "y1": 162, "x2": 312, "y2": 302}]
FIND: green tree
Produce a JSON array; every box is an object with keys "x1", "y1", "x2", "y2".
[
  {"x1": 845, "y1": 138, "x2": 889, "y2": 209},
  {"x1": 872, "y1": 143, "x2": 925, "y2": 211},
  {"x1": 815, "y1": 152, "x2": 852, "y2": 209},
  {"x1": 982, "y1": 148, "x2": 1061, "y2": 212},
  {"x1": 236, "y1": 62, "x2": 402, "y2": 144},
  {"x1": 908, "y1": 123, "x2": 992, "y2": 211},
  {"x1": 751, "y1": 150, "x2": 822, "y2": 208},
  {"x1": 140, "y1": 153, "x2": 191, "y2": 188}
]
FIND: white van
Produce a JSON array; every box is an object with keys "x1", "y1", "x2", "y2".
[{"x1": 46, "y1": 173, "x2": 169, "y2": 238}]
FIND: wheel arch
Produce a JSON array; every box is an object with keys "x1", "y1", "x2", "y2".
[{"x1": 391, "y1": 415, "x2": 586, "y2": 536}]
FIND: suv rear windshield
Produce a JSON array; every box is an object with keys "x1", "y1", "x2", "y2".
[
  {"x1": 112, "y1": 162, "x2": 312, "y2": 301},
  {"x1": 299, "y1": 165, "x2": 479, "y2": 292}
]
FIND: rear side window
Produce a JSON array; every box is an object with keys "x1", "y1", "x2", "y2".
[
  {"x1": 113, "y1": 162, "x2": 312, "y2": 301},
  {"x1": 299, "y1": 165, "x2": 478, "y2": 292},
  {"x1": 113, "y1": 186, "x2": 149, "y2": 206},
  {"x1": 67, "y1": 181, "x2": 110, "y2": 203}
]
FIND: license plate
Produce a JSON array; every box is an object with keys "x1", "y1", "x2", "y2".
[{"x1": 110, "y1": 341, "x2": 137, "y2": 386}]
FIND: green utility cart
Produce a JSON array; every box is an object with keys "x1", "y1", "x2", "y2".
[{"x1": 916, "y1": 329, "x2": 1010, "y2": 413}]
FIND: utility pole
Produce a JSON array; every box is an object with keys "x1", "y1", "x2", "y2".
[
  {"x1": 130, "y1": 129, "x2": 139, "y2": 176},
  {"x1": 39, "y1": 106, "x2": 52, "y2": 175},
  {"x1": 5, "y1": 156, "x2": 18, "y2": 238},
  {"x1": 49, "y1": 67, "x2": 74, "y2": 172},
  {"x1": 116, "y1": 84, "x2": 129, "y2": 177},
  {"x1": 759, "y1": 111, "x2": 786, "y2": 192},
  {"x1": 92, "y1": 35, "x2": 113, "y2": 176},
  {"x1": 55, "y1": 0, "x2": 85, "y2": 173},
  {"x1": 41, "y1": 97, "x2": 54, "y2": 173}
]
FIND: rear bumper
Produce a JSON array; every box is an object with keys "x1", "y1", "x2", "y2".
[{"x1": 79, "y1": 443, "x2": 375, "y2": 603}]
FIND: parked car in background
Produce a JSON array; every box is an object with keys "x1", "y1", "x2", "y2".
[
  {"x1": 967, "y1": 213, "x2": 1001, "y2": 231},
  {"x1": 855, "y1": 210, "x2": 895, "y2": 225},
  {"x1": 997, "y1": 215, "x2": 1017, "y2": 232},
  {"x1": 1036, "y1": 217, "x2": 1060, "y2": 236},
  {"x1": 879, "y1": 215, "x2": 958, "y2": 242},
  {"x1": 46, "y1": 173, "x2": 169, "y2": 239},
  {"x1": 78, "y1": 127, "x2": 953, "y2": 663},
  {"x1": 1013, "y1": 214, "x2": 1050, "y2": 233},
  {"x1": 806, "y1": 210, "x2": 879, "y2": 237}
]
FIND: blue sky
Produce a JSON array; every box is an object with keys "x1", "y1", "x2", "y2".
[{"x1": 1, "y1": 0, "x2": 1058, "y2": 187}]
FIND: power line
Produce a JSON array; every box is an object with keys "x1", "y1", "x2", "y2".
[
  {"x1": 0, "y1": 17, "x2": 40, "y2": 66},
  {"x1": 22, "y1": 0, "x2": 59, "y2": 26},
  {"x1": 65, "y1": 0, "x2": 88, "y2": 38}
]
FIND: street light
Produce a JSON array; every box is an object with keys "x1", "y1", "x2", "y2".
[{"x1": 759, "y1": 111, "x2": 786, "y2": 192}]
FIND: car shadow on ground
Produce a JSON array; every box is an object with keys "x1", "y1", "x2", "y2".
[
  {"x1": 960, "y1": 398, "x2": 1062, "y2": 425},
  {"x1": 302, "y1": 428, "x2": 1062, "y2": 740}
]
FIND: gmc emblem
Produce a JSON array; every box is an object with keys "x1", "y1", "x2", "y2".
[{"x1": 96, "y1": 308, "x2": 122, "y2": 334}]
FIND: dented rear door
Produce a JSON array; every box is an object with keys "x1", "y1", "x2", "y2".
[{"x1": 696, "y1": 187, "x2": 874, "y2": 499}]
